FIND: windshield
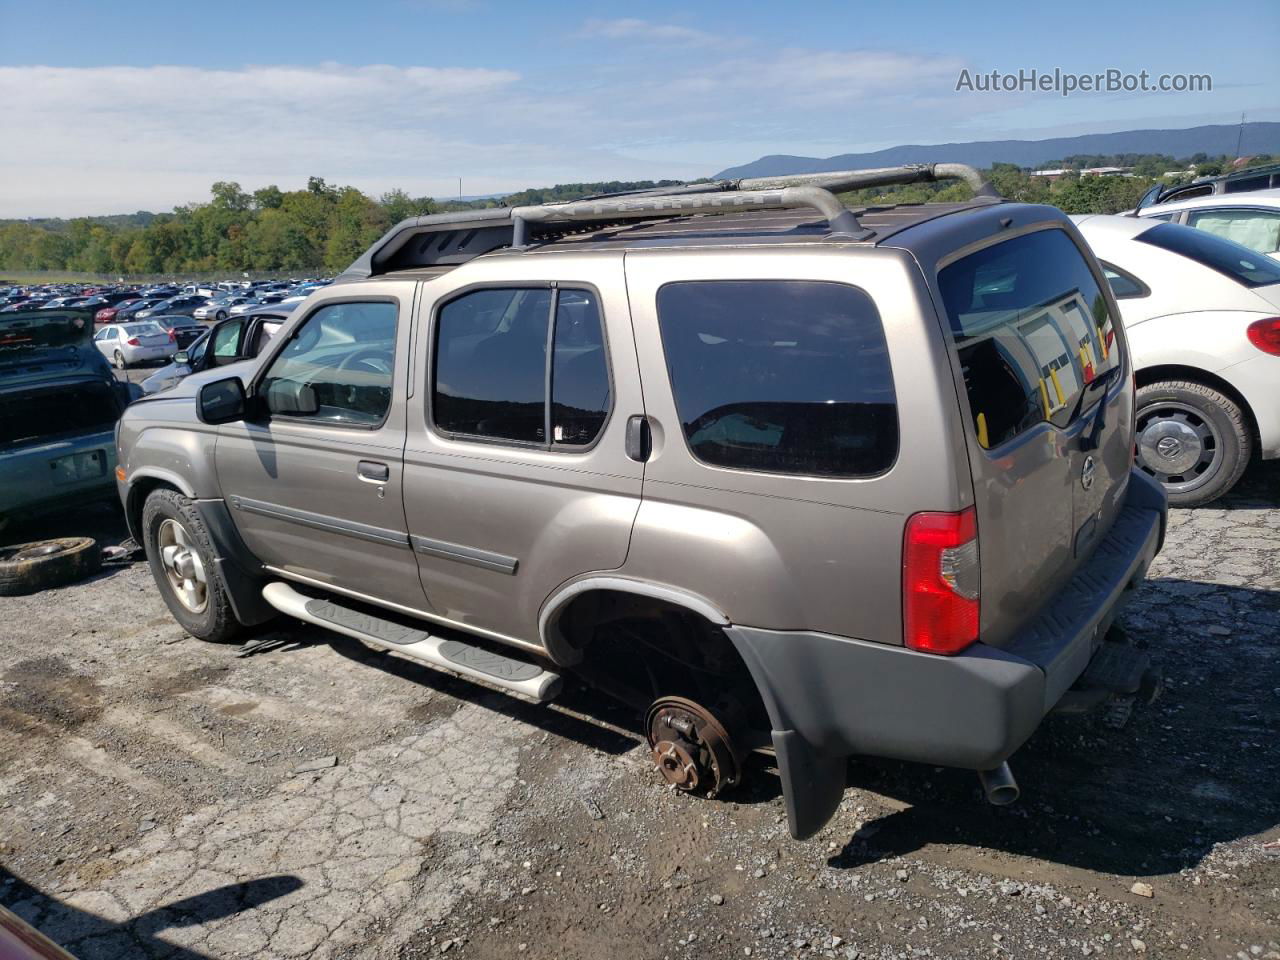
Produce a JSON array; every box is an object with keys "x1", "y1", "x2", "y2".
[
  {"x1": 1137, "y1": 222, "x2": 1280, "y2": 288},
  {"x1": 0, "y1": 311, "x2": 94, "y2": 350}
]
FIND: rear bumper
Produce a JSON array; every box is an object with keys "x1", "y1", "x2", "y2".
[
  {"x1": 0, "y1": 431, "x2": 117, "y2": 519},
  {"x1": 727, "y1": 468, "x2": 1166, "y2": 838}
]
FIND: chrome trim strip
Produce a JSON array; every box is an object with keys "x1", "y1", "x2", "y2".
[
  {"x1": 261, "y1": 565, "x2": 545, "y2": 655},
  {"x1": 229, "y1": 495, "x2": 409, "y2": 548},
  {"x1": 410, "y1": 534, "x2": 518, "y2": 575}
]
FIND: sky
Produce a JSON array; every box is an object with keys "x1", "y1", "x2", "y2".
[{"x1": 1, "y1": 0, "x2": 1277, "y2": 218}]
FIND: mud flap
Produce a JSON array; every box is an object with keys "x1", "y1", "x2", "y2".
[{"x1": 772, "y1": 730, "x2": 846, "y2": 840}]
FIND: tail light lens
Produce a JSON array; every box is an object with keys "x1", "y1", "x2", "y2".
[
  {"x1": 1246, "y1": 317, "x2": 1280, "y2": 356},
  {"x1": 167, "y1": 329, "x2": 176, "y2": 342},
  {"x1": 126, "y1": 337, "x2": 140, "y2": 346},
  {"x1": 903, "y1": 507, "x2": 980, "y2": 655}
]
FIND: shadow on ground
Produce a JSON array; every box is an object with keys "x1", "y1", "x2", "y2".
[{"x1": 1, "y1": 868, "x2": 301, "y2": 960}]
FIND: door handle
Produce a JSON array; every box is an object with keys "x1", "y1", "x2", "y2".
[
  {"x1": 357, "y1": 460, "x2": 390, "y2": 483},
  {"x1": 625, "y1": 415, "x2": 652, "y2": 462}
]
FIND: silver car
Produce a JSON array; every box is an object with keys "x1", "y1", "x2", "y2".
[
  {"x1": 194, "y1": 295, "x2": 254, "y2": 322},
  {"x1": 94, "y1": 321, "x2": 173, "y2": 368},
  {"x1": 116, "y1": 163, "x2": 1166, "y2": 840}
]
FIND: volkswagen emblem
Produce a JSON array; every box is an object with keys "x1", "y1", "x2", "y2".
[{"x1": 1080, "y1": 455, "x2": 1096, "y2": 491}]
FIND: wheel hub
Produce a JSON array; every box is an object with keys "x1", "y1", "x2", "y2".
[
  {"x1": 645, "y1": 696, "x2": 743, "y2": 799},
  {"x1": 1139, "y1": 418, "x2": 1201, "y2": 475},
  {"x1": 157, "y1": 518, "x2": 208, "y2": 614}
]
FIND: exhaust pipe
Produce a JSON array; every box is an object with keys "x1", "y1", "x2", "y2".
[{"x1": 978, "y1": 763, "x2": 1020, "y2": 805}]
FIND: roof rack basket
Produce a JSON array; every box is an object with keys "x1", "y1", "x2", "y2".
[{"x1": 340, "y1": 162, "x2": 1000, "y2": 279}]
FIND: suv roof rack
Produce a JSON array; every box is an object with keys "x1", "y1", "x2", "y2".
[{"x1": 340, "y1": 162, "x2": 1000, "y2": 280}]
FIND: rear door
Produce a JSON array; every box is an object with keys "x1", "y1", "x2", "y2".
[
  {"x1": 935, "y1": 225, "x2": 1131, "y2": 647},
  {"x1": 402, "y1": 252, "x2": 644, "y2": 647}
]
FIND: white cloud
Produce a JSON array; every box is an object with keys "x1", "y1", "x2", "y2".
[
  {"x1": 575, "y1": 18, "x2": 724, "y2": 46},
  {"x1": 0, "y1": 48, "x2": 1249, "y2": 218}
]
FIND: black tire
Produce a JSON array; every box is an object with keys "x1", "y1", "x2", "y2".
[
  {"x1": 0, "y1": 538, "x2": 101, "y2": 596},
  {"x1": 216, "y1": 310, "x2": 227, "y2": 322},
  {"x1": 142, "y1": 489, "x2": 243, "y2": 643},
  {"x1": 113, "y1": 350, "x2": 127, "y2": 370},
  {"x1": 1135, "y1": 380, "x2": 1251, "y2": 507}
]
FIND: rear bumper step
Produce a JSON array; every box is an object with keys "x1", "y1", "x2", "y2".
[{"x1": 261, "y1": 581, "x2": 562, "y2": 701}]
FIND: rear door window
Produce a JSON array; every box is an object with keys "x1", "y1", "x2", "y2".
[
  {"x1": 432, "y1": 286, "x2": 611, "y2": 448},
  {"x1": 655, "y1": 280, "x2": 897, "y2": 478},
  {"x1": 938, "y1": 228, "x2": 1121, "y2": 450}
]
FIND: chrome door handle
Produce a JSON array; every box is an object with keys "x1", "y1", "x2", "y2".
[{"x1": 357, "y1": 460, "x2": 390, "y2": 483}]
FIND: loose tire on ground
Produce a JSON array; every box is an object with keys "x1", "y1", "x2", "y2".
[
  {"x1": 0, "y1": 537, "x2": 101, "y2": 596},
  {"x1": 142, "y1": 488, "x2": 243, "y2": 643},
  {"x1": 1135, "y1": 380, "x2": 1251, "y2": 507}
]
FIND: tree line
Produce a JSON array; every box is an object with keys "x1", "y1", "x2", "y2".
[{"x1": 0, "y1": 156, "x2": 1262, "y2": 277}]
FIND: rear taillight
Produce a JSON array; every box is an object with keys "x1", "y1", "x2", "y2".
[
  {"x1": 1246, "y1": 317, "x2": 1280, "y2": 356},
  {"x1": 167, "y1": 329, "x2": 176, "y2": 342},
  {"x1": 903, "y1": 507, "x2": 980, "y2": 655},
  {"x1": 126, "y1": 337, "x2": 140, "y2": 346}
]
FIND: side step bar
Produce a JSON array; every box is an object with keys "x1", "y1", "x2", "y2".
[{"x1": 261, "y1": 581, "x2": 562, "y2": 701}]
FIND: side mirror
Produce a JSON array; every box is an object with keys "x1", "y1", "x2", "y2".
[
  {"x1": 263, "y1": 379, "x2": 318, "y2": 416},
  {"x1": 174, "y1": 350, "x2": 189, "y2": 365},
  {"x1": 198, "y1": 377, "x2": 247, "y2": 424}
]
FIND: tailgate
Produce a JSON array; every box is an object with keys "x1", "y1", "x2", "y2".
[{"x1": 936, "y1": 225, "x2": 1133, "y2": 649}]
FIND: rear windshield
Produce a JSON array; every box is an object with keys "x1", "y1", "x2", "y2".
[
  {"x1": 938, "y1": 228, "x2": 1122, "y2": 450},
  {"x1": 656, "y1": 280, "x2": 897, "y2": 478},
  {"x1": 124, "y1": 322, "x2": 162, "y2": 335},
  {"x1": 1137, "y1": 221, "x2": 1280, "y2": 288}
]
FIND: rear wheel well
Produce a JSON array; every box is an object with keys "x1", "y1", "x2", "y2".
[
  {"x1": 551, "y1": 589, "x2": 771, "y2": 735},
  {"x1": 1135, "y1": 364, "x2": 1259, "y2": 448}
]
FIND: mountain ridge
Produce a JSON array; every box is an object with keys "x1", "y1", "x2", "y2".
[{"x1": 711, "y1": 122, "x2": 1280, "y2": 180}]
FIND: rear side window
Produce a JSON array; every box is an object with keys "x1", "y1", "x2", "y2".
[
  {"x1": 656, "y1": 280, "x2": 897, "y2": 478},
  {"x1": 1137, "y1": 221, "x2": 1280, "y2": 287},
  {"x1": 433, "y1": 287, "x2": 610, "y2": 448},
  {"x1": 1184, "y1": 208, "x2": 1280, "y2": 254},
  {"x1": 939, "y1": 228, "x2": 1121, "y2": 450}
]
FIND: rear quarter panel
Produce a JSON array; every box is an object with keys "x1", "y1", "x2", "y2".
[{"x1": 621, "y1": 245, "x2": 973, "y2": 644}]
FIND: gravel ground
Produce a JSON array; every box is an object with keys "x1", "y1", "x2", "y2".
[{"x1": 0, "y1": 458, "x2": 1277, "y2": 960}]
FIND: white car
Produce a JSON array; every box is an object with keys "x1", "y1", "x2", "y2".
[
  {"x1": 1075, "y1": 214, "x2": 1280, "y2": 504},
  {"x1": 93, "y1": 321, "x2": 175, "y2": 369},
  {"x1": 1135, "y1": 187, "x2": 1280, "y2": 260}
]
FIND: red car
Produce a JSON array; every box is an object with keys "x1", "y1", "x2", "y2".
[{"x1": 94, "y1": 299, "x2": 142, "y2": 325}]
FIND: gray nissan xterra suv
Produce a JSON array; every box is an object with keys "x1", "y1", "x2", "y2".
[{"x1": 116, "y1": 164, "x2": 1167, "y2": 839}]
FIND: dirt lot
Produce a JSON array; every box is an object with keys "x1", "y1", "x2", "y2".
[{"x1": 1, "y1": 456, "x2": 1277, "y2": 960}]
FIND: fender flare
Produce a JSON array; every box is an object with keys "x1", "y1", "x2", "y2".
[
  {"x1": 538, "y1": 575, "x2": 729, "y2": 666},
  {"x1": 126, "y1": 467, "x2": 197, "y2": 500}
]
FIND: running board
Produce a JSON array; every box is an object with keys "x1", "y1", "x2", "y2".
[{"x1": 261, "y1": 581, "x2": 562, "y2": 701}]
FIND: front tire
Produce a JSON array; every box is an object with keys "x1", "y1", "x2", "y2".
[
  {"x1": 1135, "y1": 380, "x2": 1251, "y2": 507},
  {"x1": 216, "y1": 311, "x2": 227, "y2": 321},
  {"x1": 142, "y1": 489, "x2": 243, "y2": 643}
]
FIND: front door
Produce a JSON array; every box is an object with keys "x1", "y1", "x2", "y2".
[
  {"x1": 215, "y1": 286, "x2": 426, "y2": 610},
  {"x1": 401, "y1": 253, "x2": 645, "y2": 647}
]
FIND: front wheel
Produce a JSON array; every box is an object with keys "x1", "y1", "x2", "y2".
[
  {"x1": 216, "y1": 310, "x2": 227, "y2": 321},
  {"x1": 1135, "y1": 380, "x2": 1251, "y2": 507},
  {"x1": 142, "y1": 489, "x2": 243, "y2": 642},
  {"x1": 113, "y1": 350, "x2": 127, "y2": 370}
]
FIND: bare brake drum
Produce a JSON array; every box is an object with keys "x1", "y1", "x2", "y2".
[{"x1": 645, "y1": 696, "x2": 745, "y2": 799}]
